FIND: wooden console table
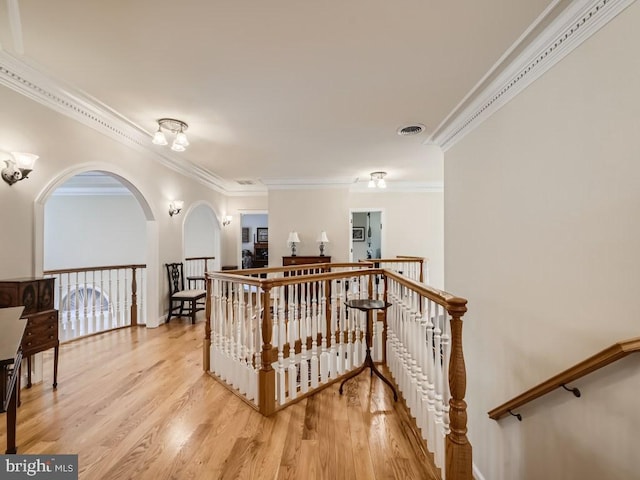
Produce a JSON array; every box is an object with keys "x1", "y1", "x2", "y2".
[
  {"x1": 1, "y1": 306, "x2": 26, "y2": 454},
  {"x1": 282, "y1": 255, "x2": 331, "y2": 266}
]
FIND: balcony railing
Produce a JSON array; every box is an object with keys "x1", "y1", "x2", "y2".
[
  {"x1": 204, "y1": 261, "x2": 471, "y2": 479},
  {"x1": 44, "y1": 264, "x2": 146, "y2": 342}
]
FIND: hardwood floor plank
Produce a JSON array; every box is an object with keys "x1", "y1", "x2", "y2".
[{"x1": 0, "y1": 320, "x2": 440, "y2": 480}]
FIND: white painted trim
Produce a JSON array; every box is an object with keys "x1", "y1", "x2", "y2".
[
  {"x1": 350, "y1": 181, "x2": 444, "y2": 193},
  {"x1": 431, "y1": 0, "x2": 636, "y2": 151},
  {"x1": 0, "y1": 51, "x2": 235, "y2": 194},
  {"x1": 473, "y1": 462, "x2": 488, "y2": 480}
]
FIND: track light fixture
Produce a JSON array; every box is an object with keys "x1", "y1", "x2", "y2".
[{"x1": 152, "y1": 118, "x2": 189, "y2": 152}]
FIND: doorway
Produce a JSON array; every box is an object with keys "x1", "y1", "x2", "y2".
[
  {"x1": 350, "y1": 210, "x2": 383, "y2": 262},
  {"x1": 240, "y1": 212, "x2": 268, "y2": 268}
]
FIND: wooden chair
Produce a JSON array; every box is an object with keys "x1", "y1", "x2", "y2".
[{"x1": 165, "y1": 262, "x2": 206, "y2": 324}]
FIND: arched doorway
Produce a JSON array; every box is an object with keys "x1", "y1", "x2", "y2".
[
  {"x1": 183, "y1": 202, "x2": 222, "y2": 276},
  {"x1": 34, "y1": 166, "x2": 159, "y2": 328}
]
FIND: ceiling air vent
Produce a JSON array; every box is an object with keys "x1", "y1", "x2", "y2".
[
  {"x1": 397, "y1": 124, "x2": 425, "y2": 136},
  {"x1": 236, "y1": 179, "x2": 255, "y2": 185}
]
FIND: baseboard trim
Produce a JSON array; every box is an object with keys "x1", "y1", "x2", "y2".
[{"x1": 473, "y1": 462, "x2": 488, "y2": 480}]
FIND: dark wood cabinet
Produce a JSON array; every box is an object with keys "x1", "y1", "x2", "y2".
[
  {"x1": 254, "y1": 242, "x2": 269, "y2": 268},
  {"x1": 282, "y1": 256, "x2": 331, "y2": 266},
  {"x1": 0, "y1": 277, "x2": 59, "y2": 389}
]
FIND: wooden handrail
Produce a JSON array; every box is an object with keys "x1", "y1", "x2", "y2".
[
  {"x1": 185, "y1": 256, "x2": 215, "y2": 261},
  {"x1": 488, "y1": 336, "x2": 640, "y2": 420},
  {"x1": 44, "y1": 264, "x2": 147, "y2": 275},
  {"x1": 206, "y1": 263, "x2": 471, "y2": 478}
]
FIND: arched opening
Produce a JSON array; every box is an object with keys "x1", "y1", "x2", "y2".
[
  {"x1": 34, "y1": 166, "x2": 159, "y2": 330},
  {"x1": 183, "y1": 202, "x2": 220, "y2": 263},
  {"x1": 183, "y1": 202, "x2": 222, "y2": 278}
]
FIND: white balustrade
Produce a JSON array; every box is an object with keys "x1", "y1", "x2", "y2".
[
  {"x1": 45, "y1": 264, "x2": 146, "y2": 342},
  {"x1": 204, "y1": 262, "x2": 471, "y2": 480}
]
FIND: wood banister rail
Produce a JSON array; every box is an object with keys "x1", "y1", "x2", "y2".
[
  {"x1": 44, "y1": 264, "x2": 147, "y2": 340},
  {"x1": 44, "y1": 264, "x2": 147, "y2": 275},
  {"x1": 488, "y1": 336, "x2": 640, "y2": 420},
  {"x1": 184, "y1": 256, "x2": 215, "y2": 261},
  {"x1": 206, "y1": 264, "x2": 472, "y2": 478}
]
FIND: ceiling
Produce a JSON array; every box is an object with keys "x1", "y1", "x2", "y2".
[{"x1": 0, "y1": 0, "x2": 566, "y2": 193}]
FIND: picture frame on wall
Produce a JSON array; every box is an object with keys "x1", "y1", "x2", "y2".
[
  {"x1": 242, "y1": 227, "x2": 250, "y2": 243},
  {"x1": 257, "y1": 227, "x2": 268, "y2": 242},
  {"x1": 352, "y1": 227, "x2": 365, "y2": 242}
]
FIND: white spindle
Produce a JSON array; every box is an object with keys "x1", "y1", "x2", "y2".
[
  {"x1": 277, "y1": 286, "x2": 286, "y2": 405},
  {"x1": 287, "y1": 284, "x2": 298, "y2": 401},
  {"x1": 300, "y1": 283, "x2": 309, "y2": 394},
  {"x1": 310, "y1": 281, "x2": 319, "y2": 388}
]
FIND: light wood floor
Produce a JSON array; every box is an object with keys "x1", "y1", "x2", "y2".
[{"x1": 1, "y1": 317, "x2": 440, "y2": 480}]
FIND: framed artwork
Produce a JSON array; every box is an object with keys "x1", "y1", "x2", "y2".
[
  {"x1": 257, "y1": 227, "x2": 268, "y2": 242},
  {"x1": 242, "y1": 227, "x2": 250, "y2": 243},
  {"x1": 352, "y1": 227, "x2": 365, "y2": 242}
]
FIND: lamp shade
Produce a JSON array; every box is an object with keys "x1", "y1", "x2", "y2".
[
  {"x1": 175, "y1": 131, "x2": 189, "y2": 147},
  {"x1": 152, "y1": 129, "x2": 168, "y2": 145},
  {"x1": 171, "y1": 140, "x2": 186, "y2": 152},
  {"x1": 11, "y1": 152, "x2": 38, "y2": 169},
  {"x1": 287, "y1": 231, "x2": 300, "y2": 244},
  {"x1": 317, "y1": 231, "x2": 329, "y2": 243}
]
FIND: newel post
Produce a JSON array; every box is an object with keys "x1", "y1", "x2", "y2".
[
  {"x1": 130, "y1": 266, "x2": 138, "y2": 326},
  {"x1": 259, "y1": 285, "x2": 276, "y2": 416},
  {"x1": 445, "y1": 296, "x2": 472, "y2": 480},
  {"x1": 203, "y1": 277, "x2": 212, "y2": 372}
]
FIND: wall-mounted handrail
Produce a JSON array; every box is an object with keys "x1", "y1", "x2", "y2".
[{"x1": 488, "y1": 336, "x2": 640, "y2": 420}]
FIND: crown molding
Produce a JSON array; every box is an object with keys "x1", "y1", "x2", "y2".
[
  {"x1": 430, "y1": 0, "x2": 636, "y2": 151},
  {"x1": 350, "y1": 181, "x2": 444, "y2": 193},
  {"x1": 0, "y1": 50, "x2": 246, "y2": 194}
]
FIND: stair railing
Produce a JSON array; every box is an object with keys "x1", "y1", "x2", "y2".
[{"x1": 205, "y1": 262, "x2": 472, "y2": 480}]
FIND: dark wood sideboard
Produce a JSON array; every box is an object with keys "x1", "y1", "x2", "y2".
[
  {"x1": 282, "y1": 256, "x2": 331, "y2": 266},
  {"x1": 0, "y1": 277, "x2": 59, "y2": 389},
  {"x1": 253, "y1": 242, "x2": 269, "y2": 268},
  {"x1": 0, "y1": 306, "x2": 26, "y2": 453}
]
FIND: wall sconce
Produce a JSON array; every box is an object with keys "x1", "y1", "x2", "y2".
[
  {"x1": 222, "y1": 215, "x2": 232, "y2": 226},
  {"x1": 168, "y1": 200, "x2": 184, "y2": 217},
  {"x1": 287, "y1": 231, "x2": 300, "y2": 256},
  {"x1": 368, "y1": 171, "x2": 387, "y2": 189},
  {"x1": 152, "y1": 118, "x2": 189, "y2": 152},
  {"x1": 317, "y1": 231, "x2": 329, "y2": 256},
  {"x1": 1, "y1": 151, "x2": 38, "y2": 186}
]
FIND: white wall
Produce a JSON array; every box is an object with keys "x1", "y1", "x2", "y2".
[
  {"x1": 44, "y1": 194, "x2": 146, "y2": 269},
  {"x1": 349, "y1": 191, "x2": 444, "y2": 288},
  {"x1": 184, "y1": 203, "x2": 219, "y2": 266},
  {"x1": 445, "y1": 3, "x2": 640, "y2": 479},
  {"x1": 268, "y1": 188, "x2": 350, "y2": 264},
  {"x1": 0, "y1": 84, "x2": 227, "y2": 326},
  {"x1": 224, "y1": 189, "x2": 444, "y2": 287}
]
